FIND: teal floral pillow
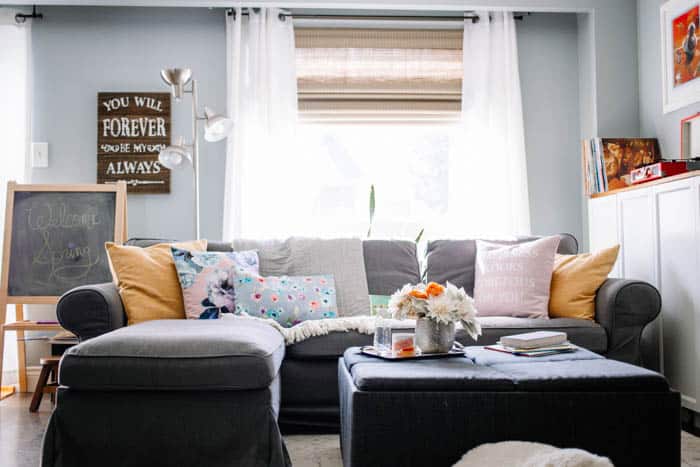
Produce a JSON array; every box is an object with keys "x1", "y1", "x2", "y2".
[
  {"x1": 172, "y1": 247, "x2": 259, "y2": 319},
  {"x1": 233, "y1": 270, "x2": 338, "y2": 327}
]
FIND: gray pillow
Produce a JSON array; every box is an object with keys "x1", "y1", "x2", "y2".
[{"x1": 233, "y1": 237, "x2": 370, "y2": 317}]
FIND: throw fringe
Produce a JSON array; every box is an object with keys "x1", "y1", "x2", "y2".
[{"x1": 222, "y1": 314, "x2": 414, "y2": 345}]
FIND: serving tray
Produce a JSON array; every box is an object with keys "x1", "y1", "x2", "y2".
[{"x1": 360, "y1": 346, "x2": 465, "y2": 360}]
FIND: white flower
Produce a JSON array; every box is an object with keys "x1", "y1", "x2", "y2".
[
  {"x1": 388, "y1": 284, "x2": 427, "y2": 320},
  {"x1": 389, "y1": 282, "x2": 481, "y2": 341},
  {"x1": 426, "y1": 293, "x2": 453, "y2": 324}
]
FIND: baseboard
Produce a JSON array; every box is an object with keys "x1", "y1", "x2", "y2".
[
  {"x1": 1, "y1": 366, "x2": 41, "y2": 393},
  {"x1": 26, "y1": 366, "x2": 41, "y2": 392},
  {"x1": 2, "y1": 369, "x2": 18, "y2": 386}
]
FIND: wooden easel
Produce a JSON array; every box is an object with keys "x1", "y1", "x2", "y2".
[{"x1": 0, "y1": 182, "x2": 127, "y2": 395}]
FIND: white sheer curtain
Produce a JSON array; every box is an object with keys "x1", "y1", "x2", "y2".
[
  {"x1": 0, "y1": 8, "x2": 30, "y2": 383},
  {"x1": 444, "y1": 11, "x2": 530, "y2": 237},
  {"x1": 222, "y1": 8, "x2": 298, "y2": 239}
]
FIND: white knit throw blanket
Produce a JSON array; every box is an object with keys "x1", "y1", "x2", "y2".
[{"x1": 222, "y1": 314, "x2": 415, "y2": 345}]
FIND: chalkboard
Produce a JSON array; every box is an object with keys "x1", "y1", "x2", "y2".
[{"x1": 1, "y1": 183, "x2": 127, "y2": 300}]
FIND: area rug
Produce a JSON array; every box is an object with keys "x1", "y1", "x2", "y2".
[{"x1": 284, "y1": 432, "x2": 700, "y2": 467}]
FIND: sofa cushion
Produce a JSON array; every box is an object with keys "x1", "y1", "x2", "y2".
[
  {"x1": 458, "y1": 317, "x2": 608, "y2": 354},
  {"x1": 233, "y1": 237, "x2": 370, "y2": 317},
  {"x1": 286, "y1": 330, "x2": 374, "y2": 360},
  {"x1": 106, "y1": 240, "x2": 208, "y2": 325},
  {"x1": 126, "y1": 238, "x2": 234, "y2": 252},
  {"x1": 59, "y1": 319, "x2": 285, "y2": 391},
  {"x1": 171, "y1": 247, "x2": 260, "y2": 319},
  {"x1": 425, "y1": 233, "x2": 578, "y2": 296},
  {"x1": 287, "y1": 317, "x2": 606, "y2": 360},
  {"x1": 362, "y1": 240, "x2": 421, "y2": 295},
  {"x1": 473, "y1": 236, "x2": 560, "y2": 319},
  {"x1": 549, "y1": 245, "x2": 620, "y2": 320}
]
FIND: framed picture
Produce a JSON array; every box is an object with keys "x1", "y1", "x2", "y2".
[
  {"x1": 661, "y1": 0, "x2": 700, "y2": 113},
  {"x1": 681, "y1": 112, "x2": 700, "y2": 157}
]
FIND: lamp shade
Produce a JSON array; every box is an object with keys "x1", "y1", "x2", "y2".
[
  {"x1": 203, "y1": 107, "x2": 234, "y2": 142},
  {"x1": 160, "y1": 68, "x2": 192, "y2": 101},
  {"x1": 158, "y1": 137, "x2": 192, "y2": 169}
]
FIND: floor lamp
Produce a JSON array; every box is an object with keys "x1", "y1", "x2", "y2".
[{"x1": 158, "y1": 68, "x2": 233, "y2": 239}]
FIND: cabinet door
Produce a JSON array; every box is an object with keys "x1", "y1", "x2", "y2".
[
  {"x1": 655, "y1": 178, "x2": 698, "y2": 412},
  {"x1": 618, "y1": 189, "x2": 657, "y2": 285},
  {"x1": 588, "y1": 195, "x2": 621, "y2": 276}
]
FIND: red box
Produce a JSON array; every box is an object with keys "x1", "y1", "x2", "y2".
[{"x1": 630, "y1": 161, "x2": 688, "y2": 185}]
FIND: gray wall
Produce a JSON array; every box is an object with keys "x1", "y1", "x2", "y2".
[
  {"x1": 518, "y1": 13, "x2": 582, "y2": 241},
  {"x1": 31, "y1": 7, "x2": 227, "y2": 240},
  {"x1": 30, "y1": 7, "x2": 585, "y2": 243},
  {"x1": 638, "y1": 0, "x2": 700, "y2": 156}
]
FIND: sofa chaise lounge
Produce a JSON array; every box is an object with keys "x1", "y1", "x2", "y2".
[{"x1": 54, "y1": 234, "x2": 661, "y2": 433}]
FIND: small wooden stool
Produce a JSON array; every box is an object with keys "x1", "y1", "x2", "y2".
[{"x1": 29, "y1": 356, "x2": 60, "y2": 412}]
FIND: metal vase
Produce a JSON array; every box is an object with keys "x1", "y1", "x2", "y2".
[{"x1": 415, "y1": 317, "x2": 455, "y2": 353}]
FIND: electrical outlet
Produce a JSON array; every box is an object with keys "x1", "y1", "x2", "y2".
[{"x1": 31, "y1": 142, "x2": 49, "y2": 168}]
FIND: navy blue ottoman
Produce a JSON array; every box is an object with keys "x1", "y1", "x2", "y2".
[{"x1": 339, "y1": 346, "x2": 679, "y2": 467}]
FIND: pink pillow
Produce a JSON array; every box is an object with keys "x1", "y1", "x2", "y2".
[{"x1": 473, "y1": 236, "x2": 560, "y2": 319}]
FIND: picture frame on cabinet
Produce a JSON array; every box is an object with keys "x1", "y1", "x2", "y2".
[
  {"x1": 681, "y1": 112, "x2": 700, "y2": 157},
  {"x1": 660, "y1": 0, "x2": 700, "y2": 113}
]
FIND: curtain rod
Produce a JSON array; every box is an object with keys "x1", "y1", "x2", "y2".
[{"x1": 226, "y1": 9, "x2": 531, "y2": 24}]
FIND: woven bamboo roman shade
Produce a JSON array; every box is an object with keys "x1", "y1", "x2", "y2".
[{"x1": 295, "y1": 28, "x2": 463, "y2": 121}]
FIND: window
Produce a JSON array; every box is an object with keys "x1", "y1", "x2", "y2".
[
  {"x1": 295, "y1": 27, "x2": 462, "y2": 122},
  {"x1": 276, "y1": 27, "x2": 464, "y2": 239},
  {"x1": 288, "y1": 123, "x2": 454, "y2": 238}
]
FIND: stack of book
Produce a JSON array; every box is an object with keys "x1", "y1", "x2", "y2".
[
  {"x1": 485, "y1": 331, "x2": 577, "y2": 357},
  {"x1": 581, "y1": 138, "x2": 662, "y2": 195},
  {"x1": 582, "y1": 138, "x2": 607, "y2": 195}
]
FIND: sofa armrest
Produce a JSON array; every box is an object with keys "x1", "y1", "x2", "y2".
[
  {"x1": 57, "y1": 282, "x2": 126, "y2": 341},
  {"x1": 595, "y1": 278, "x2": 661, "y2": 367}
]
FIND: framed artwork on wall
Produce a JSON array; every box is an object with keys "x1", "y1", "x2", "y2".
[
  {"x1": 681, "y1": 112, "x2": 700, "y2": 157},
  {"x1": 661, "y1": 0, "x2": 700, "y2": 113}
]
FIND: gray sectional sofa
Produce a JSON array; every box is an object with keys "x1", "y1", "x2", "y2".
[{"x1": 55, "y1": 234, "x2": 662, "y2": 433}]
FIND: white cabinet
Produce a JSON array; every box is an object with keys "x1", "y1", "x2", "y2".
[
  {"x1": 588, "y1": 194, "x2": 621, "y2": 277},
  {"x1": 654, "y1": 179, "x2": 699, "y2": 411},
  {"x1": 587, "y1": 174, "x2": 700, "y2": 413},
  {"x1": 618, "y1": 189, "x2": 657, "y2": 284}
]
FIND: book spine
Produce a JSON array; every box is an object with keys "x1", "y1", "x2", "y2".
[
  {"x1": 582, "y1": 140, "x2": 588, "y2": 195},
  {"x1": 599, "y1": 138, "x2": 608, "y2": 192},
  {"x1": 587, "y1": 140, "x2": 594, "y2": 195}
]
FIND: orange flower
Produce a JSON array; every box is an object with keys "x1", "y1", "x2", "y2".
[
  {"x1": 425, "y1": 282, "x2": 445, "y2": 297},
  {"x1": 409, "y1": 289, "x2": 428, "y2": 300}
]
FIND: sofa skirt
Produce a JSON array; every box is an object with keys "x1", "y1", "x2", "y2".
[{"x1": 42, "y1": 381, "x2": 290, "y2": 467}]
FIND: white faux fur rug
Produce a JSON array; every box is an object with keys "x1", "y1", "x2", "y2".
[
  {"x1": 453, "y1": 441, "x2": 613, "y2": 467},
  {"x1": 285, "y1": 432, "x2": 700, "y2": 467}
]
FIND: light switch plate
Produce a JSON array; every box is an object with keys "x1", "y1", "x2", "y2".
[{"x1": 31, "y1": 142, "x2": 49, "y2": 168}]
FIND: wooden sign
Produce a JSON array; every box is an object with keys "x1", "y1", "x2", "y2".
[{"x1": 97, "y1": 92, "x2": 171, "y2": 193}]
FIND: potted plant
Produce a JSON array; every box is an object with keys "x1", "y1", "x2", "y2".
[{"x1": 388, "y1": 282, "x2": 481, "y2": 353}]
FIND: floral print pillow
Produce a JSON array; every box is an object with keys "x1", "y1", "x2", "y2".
[
  {"x1": 171, "y1": 247, "x2": 259, "y2": 319},
  {"x1": 233, "y1": 270, "x2": 338, "y2": 328}
]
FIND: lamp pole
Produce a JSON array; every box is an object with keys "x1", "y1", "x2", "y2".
[
  {"x1": 189, "y1": 79, "x2": 201, "y2": 240},
  {"x1": 159, "y1": 67, "x2": 233, "y2": 241}
]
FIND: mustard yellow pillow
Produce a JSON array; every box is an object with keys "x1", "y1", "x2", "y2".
[
  {"x1": 549, "y1": 245, "x2": 620, "y2": 320},
  {"x1": 106, "y1": 240, "x2": 208, "y2": 325}
]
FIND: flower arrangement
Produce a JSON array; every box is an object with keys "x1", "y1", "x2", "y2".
[{"x1": 388, "y1": 282, "x2": 482, "y2": 340}]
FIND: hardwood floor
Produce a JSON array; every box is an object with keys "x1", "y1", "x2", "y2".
[
  {"x1": 0, "y1": 394, "x2": 52, "y2": 467},
  {"x1": 2, "y1": 392, "x2": 699, "y2": 467}
]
